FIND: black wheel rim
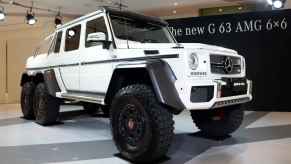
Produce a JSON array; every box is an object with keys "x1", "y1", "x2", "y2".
[{"x1": 117, "y1": 103, "x2": 146, "y2": 151}]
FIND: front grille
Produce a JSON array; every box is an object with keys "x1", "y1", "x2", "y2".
[{"x1": 210, "y1": 54, "x2": 241, "y2": 74}]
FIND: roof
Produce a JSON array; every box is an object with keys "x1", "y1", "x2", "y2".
[
  {"x1": 105, "y1": 7, "x2": 168, "y2": 26},
  {"x1": 57, "y1": 7, "x2": 168, "y2": 30}
]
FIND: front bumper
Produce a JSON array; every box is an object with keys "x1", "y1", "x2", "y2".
[{"x1": 175, "y1": 78, "x2": 252, "y2": 110}]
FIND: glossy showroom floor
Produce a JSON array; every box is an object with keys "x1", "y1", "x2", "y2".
[{"x1": 0, "y1": 104, "x2": 291, "y2": 164}]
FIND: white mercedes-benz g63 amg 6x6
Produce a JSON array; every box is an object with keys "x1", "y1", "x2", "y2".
[{"x1": 20, "y1": 7, "x2": 252, "y2": 163}]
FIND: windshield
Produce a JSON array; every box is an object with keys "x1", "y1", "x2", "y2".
[{"x1": 109, "y1": 15, "x2": 175, "y2": 43}]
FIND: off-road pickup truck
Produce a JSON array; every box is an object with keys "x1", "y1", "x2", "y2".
[{"x1": 20, "y1": 7, "x2": 252, "y2": 163}]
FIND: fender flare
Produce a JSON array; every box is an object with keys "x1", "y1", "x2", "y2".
[
  {"x1": 43, "y1": 69, "x2": 61, "y2": 97},
  {"x1": 145, "y1": 60, "x2": 185, "y2": 114},
  {"x1": 20, "y1": 73, "x2": 31, "y2": 86},
  {"x1": 111, "y1": 60, "x2": 185, "y2": 114}
]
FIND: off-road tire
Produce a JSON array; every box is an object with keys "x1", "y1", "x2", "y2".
[
  {"x1": 110, "y1": 84, "x2": 174, "y2": 163},
  {"x1": 21, "y1": 82, "x2": 35, "y2": 119},
  {"x1": 33, "y1": 83, "x2": 60, "y2": 126},
  {"x1": 191, "y1": 105, "x2": 244, "y2": 137}
]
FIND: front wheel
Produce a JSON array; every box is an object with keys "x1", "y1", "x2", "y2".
[
  {"x1": 191, "y1": 105, "x2": 244, "y2": 137},
  {"x1": 110, "y1": 85, "x2": 174, "y2": 163}
]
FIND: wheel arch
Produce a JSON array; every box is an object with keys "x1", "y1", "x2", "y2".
[
  {"x1": 20, "y1": 72, "x2": 44, "y2": 86},
  {"x1": 20, "y1": 70, "x2": 60, "y2": 97},
  {"x1": 105, "y1": 60, "x2": 185, "y2": 114}
]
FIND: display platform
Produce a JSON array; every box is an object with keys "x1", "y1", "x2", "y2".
[{"x1": 0, "y1": 104, "x2": 291, "y2": 164}]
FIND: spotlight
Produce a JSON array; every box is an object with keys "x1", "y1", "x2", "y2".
[
  {"x1": 26, "y1": 10, "x2": 37, "y2": 25},
  {"x1": 55, "y1": 13, "x2": 62, "y2": 26},
  {"x1": 267, "y1": 0, "x2": 286, "y2": 9},
  {"x1": 0, "y1": 6, "x2": 5, "y2": 21},
  {"x1": 273, "y1": 0, "x2": 283, "y2": 8}
]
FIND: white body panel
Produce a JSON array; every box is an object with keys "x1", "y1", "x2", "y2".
[{"x1": 79, "y1": 45, "x2": 114, "y2": 93}]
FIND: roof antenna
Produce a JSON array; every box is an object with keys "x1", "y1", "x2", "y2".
[
  {"x1": 113, "y1": 0, "x2": 127, "y2": 11},
  {"x1": 119, "y1": 0, "x2": 122, "y2": 11}
]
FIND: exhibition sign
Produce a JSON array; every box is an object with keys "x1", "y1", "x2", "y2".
[
  {"x1": 168, "y1": 9, "x2": 291, "y2": 110},
  {"x1": 168, "y1": 15, "x2": 288, "y2": 38}
]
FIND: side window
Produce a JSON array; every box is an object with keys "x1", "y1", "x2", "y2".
[
  {"x1": 54, "y1": 31, "x2": 63, "y2": 53},
  {"x1": 65, "y1": 25, "x2": 81, "y2": 51},
  {"x1": 85, "y1": 17, "x2": 108, "y2": 48}
]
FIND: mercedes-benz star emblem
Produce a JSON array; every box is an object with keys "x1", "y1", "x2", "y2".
[{"x1": 223, "y1": 57, "x2": 233, "y2": 73}]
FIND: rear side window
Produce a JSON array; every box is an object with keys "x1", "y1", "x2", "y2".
[
  {"x1": 54, "y1": 31, "x2": 63, "y2": 53},
  {"x1": 85, "y1": 17, "x2": 108, "y2": 48},
  {"x1": 65, "y1": 25, "x2": 81, "y2": 51}
]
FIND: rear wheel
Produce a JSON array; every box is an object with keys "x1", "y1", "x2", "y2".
[
  {"x1": 110, "y1": 84, "x2": 174, "y2": 163},
  {"x1": 33, "y1": 83, "x2": 60, "y2": 126},
  {"x1": 191, "y1": 105, "x2": 244, "y2": 137},
  {"x1": 21, "y1": 82, "x2": 35, "y2": 120}
]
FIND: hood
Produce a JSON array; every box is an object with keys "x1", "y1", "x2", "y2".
[
  {"x1": 181, "y1": 43, "x2": 237, "y2": 54},
  {"x1": 127, "y1": 42, "x2": 237, "y2": 54}
]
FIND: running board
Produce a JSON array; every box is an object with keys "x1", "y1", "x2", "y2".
[{"x1": 60, "y1": 92, "x2": 105, "y2": 105}]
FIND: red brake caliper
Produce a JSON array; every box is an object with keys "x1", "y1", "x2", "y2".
[
  {"x1": 128, "y1": 118, "x2": 135, "y2": 130},
  {"x1": 212, "y1": 110, "x2": 224, "y2": 121}
]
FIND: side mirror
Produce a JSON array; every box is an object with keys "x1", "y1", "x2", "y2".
[
  {"x1": 87, "y1": 32, "x2": 106, "y2": 42},
  {"x1": 86, "y1": 32, "x2": 111, "y2": 49}
]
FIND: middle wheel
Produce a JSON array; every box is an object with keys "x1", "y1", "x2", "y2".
[
  {"x1": 110, "y1": 84, "x2": 174, "y2": 163},
  {"x1": 33, "y1": 83, "x2": 60, "y2": 126}
]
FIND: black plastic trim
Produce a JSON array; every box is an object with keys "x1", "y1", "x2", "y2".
[
  {"x1": 20, "y1": 73, "x2": 31, "y2": 86},
  {"x1": 145, "y1": 60, "x2": 185, "y2": 114},
  {"x1": 144, "y1": 50, "x2": 159, "y2": 55},
  {"x1": 80, "y1": 54, "x2": 178, "y2": 65},
  {"x1": 190, "y1": 86, "x2": 214, "y2": 102},
  {"x1": 26, "y1": 54, "x2": 179, "y2": 70},
  {"x1": 44, "y1": 69, "x2": 61, "y2": 97},
  {"x1": 67, "y1": 90, "x2": 106, "y2": 97}
]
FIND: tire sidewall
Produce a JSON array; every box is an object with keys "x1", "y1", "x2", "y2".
[
  {"x1": 34, "y1": 83, "x2": 47, "y2": 124},
  {"x1": 33, "y1": 83, "x2": 60, "y2": 125},
  {"x1": 111, "y1": 94, "x2": 152, "y2": 160},
  {"x1": 21, "y1": 82, "x2": 35, "y2": 119}
]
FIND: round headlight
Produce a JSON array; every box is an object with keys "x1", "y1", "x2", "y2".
[{"x1": 189, "y1": 53, "x2": 199, "y2": 70}]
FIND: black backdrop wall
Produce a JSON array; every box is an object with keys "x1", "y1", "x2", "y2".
[{"x1": 167, "y1": 9, "x2": 291, "y2": 111}]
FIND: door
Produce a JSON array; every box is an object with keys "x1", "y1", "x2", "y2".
[
  {"x1": 79, "y1": 16, "x2": 114, "y2": 94},
  {"x1": 58, "y1": 25, "x2": 82, "y2": 91}
]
